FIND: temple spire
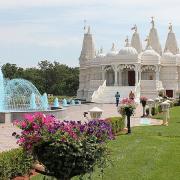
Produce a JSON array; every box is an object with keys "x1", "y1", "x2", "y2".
[
  {"x1": 131, "y1": 24, "x2": 142, "y2": 53},
  {"x1": 111, "y1": 43, "x2": 115, "y2": 51},
  {"x1": 148, "y1": 17, "x2": 162, "y2": 54},
  {"x1": 151, "y1": 16, "x2": 155, "y2": 28},
  {"x1": 79, "y1": 24, "x2": 96, "y2": 62},
  {"x1": 125, "y1": 36, "x2": 130, "y2": 47},
  {"x1": 87, "y1": 26, "x2": 91, "y2": 34},
  {"x1": 164, "y1": 23, "x2": 179, "y2": 54},
  {"x1": 145, "y1": 36, "x2": 151, "y2": 49}
]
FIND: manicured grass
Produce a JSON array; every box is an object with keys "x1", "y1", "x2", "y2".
[{"x1": 31, "y1": 107, "x2": 180, "y2": 180}]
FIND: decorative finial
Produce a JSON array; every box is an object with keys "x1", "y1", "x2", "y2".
[
  {"x1": 131, "y1": 24, "x2": 137, "y2": 32},
  {"x1": 169, "y1": 22, "x2": 173, "y2": 32},
  {"x1": 87, "y1": 26, "x2": 91, "y2": 34},
  {"x1": 125, "y1": 36, "x2": 130, "y2": 47},
  {"x1": 151, "y1": 16, "x2": 155, "y2": 28},
  {"x1": 97, "y1": 49, "x2": 100, "y2": 55},
  {"x1": 100, "y1": 47, "x2": 103, "y2": 53},
  {"x1": 145, "y1": 36, "x2": 150, "y2": 47},
  {"x1": 111, "y1": 43, "x2": 115, "y2": 51},
  {"x1": 83, "y1": 19, "x2": 87, "y2": 33}
]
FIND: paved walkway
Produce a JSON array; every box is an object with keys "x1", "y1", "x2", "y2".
[{"x1": 0, "y1": 103, "x2": 162, "y2": 152}]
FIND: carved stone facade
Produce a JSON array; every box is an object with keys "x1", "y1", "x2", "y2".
[{"x1": 77, "y1": 20, "x2": 180, "y2": 102}]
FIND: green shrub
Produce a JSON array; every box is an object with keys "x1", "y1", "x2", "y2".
[
  {"x1": 106, "y1": 116, "x2": 125, "y2": 134},
  {"x1": 0, "y1": 148, "x2": 34, "y2": 179},
  {"x1": 158, "y1": 104, "x2": 162, "y2": 113},
  {"x1": 151, "y1": 107, "x2": 159, "y2": 116}
]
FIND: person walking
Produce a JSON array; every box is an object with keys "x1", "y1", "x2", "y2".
[{"x1": 115, "y1": 91, "x2": 120, "y2": 107}]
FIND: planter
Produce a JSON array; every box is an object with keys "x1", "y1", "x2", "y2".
[
  {"x1": 12, "y1": 169, "x2": 37, "y2": 180},
  {"x1": 33, "y1": 141, "x2": 104, "y2": 180},
  {"x1": 141, "y1": 100, "x2": 147, "y2": 117}
]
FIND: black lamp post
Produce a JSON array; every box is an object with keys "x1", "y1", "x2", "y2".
[{"x1": 125, "y1": 108, "x2": 133, "y2": 134}]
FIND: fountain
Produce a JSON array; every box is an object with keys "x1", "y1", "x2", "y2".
[
  {"x1": 0, "y1": 68, "x2": 65, "y2": 123},
  {"x1": 62, "y1": 99, "x2": 68, "y2": 107},
  {"x1": 30, "y1": 93, "x2": 37, "y2": 109},
  {"x1": 41, "y1": 93, "x2": 49, "y2": 110},
  {"x1": 71, "y1": 99, "x2": 75, "y2": 105},
  {"x1": 54, "y1": 97, "x2": 59, "y2": 108},
  {"x1": 0, "y1": 69, "x2": 4, "y2": 111}
]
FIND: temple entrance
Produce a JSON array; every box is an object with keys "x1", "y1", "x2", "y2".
[
  {"x1": 105, "y1": 69, "x2": 115, "y2": 86},
  {"x1": 122, "y1": 69, "x2": 135, "y2": 86},
  {"x1": 128, "y1": 71, "x2": 135, "y2": 86},
  {"x1": 166, "y1": 90, "x2": 173, "y2": 97}
]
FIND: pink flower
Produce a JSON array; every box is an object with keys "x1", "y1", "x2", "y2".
[
  {"x1": 17, "y1": 137, "x2": 25, "y2": 144},
  {"x1": 21, "y1": 121, "x2": 27, "y2": 128},
  {"x1": 24, "y1": 114, "x2": 34, "y2": 123}
]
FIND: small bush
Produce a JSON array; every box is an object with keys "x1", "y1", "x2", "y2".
[
  {"x1": 151, "y1": 107, "x2": 159, "y2": 116},
  {"x1": 0, "y1": 148, "x2": 33, "y2": 179},
  {"x1": 106, "y1": 116, "x2": 125, "y2": 134},
  {"x1": 158, "y1": 105, "x2": 162, "y2": 113}
]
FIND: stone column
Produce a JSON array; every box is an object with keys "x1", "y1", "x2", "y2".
[
  {"x1": 112, "y1": 65, "x2": 118, "y2": 86},
  {"x1": 156, "y1": 65, "x2": 160, "y2": 81},
  {"x1": 139, "y1": 66, "x2": 142, "y2": 81},
  {"x1": 119, "y1": 70, "x2": 122, "y2": 86},
  {"x1": 114, "y1": 70, "x2": 118, "y2": 86},
  {"x1": 135, "y1": 65, "x2": 139, "y2": 85}
]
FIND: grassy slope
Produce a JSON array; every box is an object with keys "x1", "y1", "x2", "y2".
[{"x1": 32, "y1": 107, "x2": 180, "y2": 180}]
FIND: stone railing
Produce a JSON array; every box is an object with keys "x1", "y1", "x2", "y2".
[
  {"x1": 89, "y1": 80, "x2": 104, "y2": 89},
  {"x1": 140, "y1": 80, "x2": 157, "y2": 90},
  {"x1": 91, "y1": 80, "x2": 106, "y2": 102}
]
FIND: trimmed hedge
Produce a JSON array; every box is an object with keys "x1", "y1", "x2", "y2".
[
  {"x1": 106, "y1": 116, "x2": 125, "y2": 135},
  {"x1": 0, "y1": 148, "x2": 34, "y2": 179}
]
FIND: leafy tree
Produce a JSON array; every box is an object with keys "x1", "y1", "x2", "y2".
[{"x1": 1, "y1": 61, "x2": 79, "y2": 96}]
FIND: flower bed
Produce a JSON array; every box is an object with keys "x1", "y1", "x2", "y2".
[{"x1": 14, "y1": 113, "x2": 114, "y2": 180}]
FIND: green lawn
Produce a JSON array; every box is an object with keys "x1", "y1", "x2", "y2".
[{"x1": 32, "y1": 106, "x2": 180, "y2": 180}]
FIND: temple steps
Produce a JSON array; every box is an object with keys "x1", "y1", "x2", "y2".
[{"x1": 92, "y1": 86, "x2": 135, "y2": 103}]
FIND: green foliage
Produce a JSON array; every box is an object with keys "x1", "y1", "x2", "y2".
[
  {"x1": 2, "y1": 60, "x2": 79, "y2": 96},
  {"x1": 106, "y1": 116, "x2": 125, "y2": 134},
  {"x1": 157, "y1": 104, "x2": 162, "y2": 113},
  {"x1": 33, "y1": 140, "x2": 107, "y2": 180},
  {"x1": 0, "y1": 148, "x2": 33, "y2": 179}
]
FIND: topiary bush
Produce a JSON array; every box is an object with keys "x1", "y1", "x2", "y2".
[
  {"x1": 0, "y1": 148, "x2": 33, "y2": 179},
  {"x1": 106, "y1": 116, "x2": 125, "y2": 134}
]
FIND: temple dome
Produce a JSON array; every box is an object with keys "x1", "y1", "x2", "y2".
[
  {"x1": 161, "y1": 50, "x2": 176, "y2": 64},
  {"x1": 107, "y1": 43, "x2": 118, "y2": 56},
  {"x1": 140, "y1": 46, "x2": 160, "y2": 64},
  {"x1": 119, "y1": 46, "x2": 138, "y2": 56},
  {"x1": 119, "y1": 37, "x2": 138, "y2": 58}
]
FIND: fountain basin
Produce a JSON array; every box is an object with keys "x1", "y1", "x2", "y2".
[{"x1": 0, "y1": 108, "x2": 66, "y2": 124}]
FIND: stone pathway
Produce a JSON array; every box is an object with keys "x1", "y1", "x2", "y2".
[{"x1": 0, "y1": 103, "x2": 162, "y2": 152}]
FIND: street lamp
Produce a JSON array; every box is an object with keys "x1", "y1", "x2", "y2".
[
  {"x1": 147, "y1": 99, "x2": 154, "y2": 116},
  {"x1": 160, "y1": 101, "x2": 170, "y2": 126}
]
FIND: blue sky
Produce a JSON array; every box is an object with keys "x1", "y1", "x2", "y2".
[{"x1": 0, "y1": 0, "x2": 180, "y2": 67}]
